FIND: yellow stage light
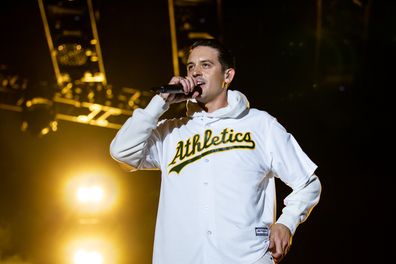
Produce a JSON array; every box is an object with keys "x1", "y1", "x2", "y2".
[
  {"x1": 73, "y1": 249, "x2": 103, "y2": 264},
  {"x1": 77, "y1": 185, "x2": 104, "y2": 203},
  {"x1": 63, "y1": 169, "x2": 120, "y2": 215},
  {"x1": 61, "y1": 235, "x2": 120, "y2": 264}
]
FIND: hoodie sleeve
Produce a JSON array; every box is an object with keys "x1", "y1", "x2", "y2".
[
  {"x1": 109, "y1": 95, "x2": 169, "y2": 170},
  {"x1": 276, "y1": 173, "x2": 321, "y2": 234},
  {"x1": 266, "y1": 118, "x2": 322, "y2": 234}
]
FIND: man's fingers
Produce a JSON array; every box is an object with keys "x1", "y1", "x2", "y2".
[
  {"x1": 270, "y1": 238, "x2": 290, "y2": 263},
  {"x1": 269, "y1": 242, "x2": 281, "y2": 260},
  {"x1": 185, "y1": 76, "x2": 196, "y2": 93}
]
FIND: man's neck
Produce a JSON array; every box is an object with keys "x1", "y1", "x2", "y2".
[{"x1": 198, "y1": 93, "x2": 228, "y2": 113}]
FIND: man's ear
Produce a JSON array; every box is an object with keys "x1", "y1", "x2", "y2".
[{"x1": 224, "y1": 68, "x2": 235, "y2": 83}]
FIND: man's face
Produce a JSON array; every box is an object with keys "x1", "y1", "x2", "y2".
[{"x1": 186, "y1": 46, "x2": 226, "y2": 103}]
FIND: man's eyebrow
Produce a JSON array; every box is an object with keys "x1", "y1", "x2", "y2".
[
  {"x1": 187, "y1": 59, "x2": 214, "y2": 65},
  {"x1": 200, "y1": 59, "x2": 214, "y2": 64}
]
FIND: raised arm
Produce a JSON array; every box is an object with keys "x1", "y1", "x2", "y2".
[{"x1": 109, "y1": 95, "x2": 169, "y2": 170}]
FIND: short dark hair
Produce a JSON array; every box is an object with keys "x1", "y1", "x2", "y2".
[{"x1": 189, "y1": 39, "x2": 236, "y2": 72}]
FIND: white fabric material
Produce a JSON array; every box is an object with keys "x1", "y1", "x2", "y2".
[
  {"x1": 252, "y1": 251, "x2": 274, "y2": 264},
  {"x1": 110, "y1": 90, "x2": 321, "y2": 264}
]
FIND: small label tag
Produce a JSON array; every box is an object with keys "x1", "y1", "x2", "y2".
[{"x1": 255, "y1": 227, "x2": 269, "y2": 236}]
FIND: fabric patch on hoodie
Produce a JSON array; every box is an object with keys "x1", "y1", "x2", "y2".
[{"x1": 255, "y1": 227, "x2": 269, "y2": 236}]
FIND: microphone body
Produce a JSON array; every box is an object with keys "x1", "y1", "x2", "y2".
[{"x1": 151, "y1": 84, "x2": 185, "y2": 94}]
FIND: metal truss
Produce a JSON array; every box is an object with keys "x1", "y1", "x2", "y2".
[
  {"x1": 1, "y1": 0, "x2": 223, "y2": 135},
  {"x1": 1, "y1": 0, "x2": 152, "y2": 135},
  {"x1": 168, "y1": 0, "x2": 223, "y2": 76}
]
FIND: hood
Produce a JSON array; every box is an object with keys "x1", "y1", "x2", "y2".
[{"x1": 186, "y1": 90, "x2": 250, "y2": 119}]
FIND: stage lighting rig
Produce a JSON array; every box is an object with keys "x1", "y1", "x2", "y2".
[
  {"x1": 21, "y1": 81, "x2": 58, "y2": 137},
  {"x1": 36, "y1": 0, "x2": 151, "y2": 130},
  {"x1": 0, "y1": 64, "x2": 27, "y2": 112},
  {"x1": 38, "y1": 0, "x2": 107, "y2": 89},
  {"x1": 1, "y1": 1, "x2": 152, "y2": 133},
  {"x1": 168, "y1": 0, "x2": 223, "y2": 76}
]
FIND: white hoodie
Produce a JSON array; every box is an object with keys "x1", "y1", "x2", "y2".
[{"x1": 110, "y1": 90, "x2": 321, "y2": 264}]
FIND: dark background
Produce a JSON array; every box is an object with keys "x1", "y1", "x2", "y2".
[{"x1": 0, "y1": 0, "x2": 393, "y2": 263}]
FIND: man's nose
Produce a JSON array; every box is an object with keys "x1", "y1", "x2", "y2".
[{"x1": 192, "y1": 67, "x2": 202, "y2": 77}]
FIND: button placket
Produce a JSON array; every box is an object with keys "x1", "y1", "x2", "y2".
[
  {"x1": 202, "y1": 153, "x2": 213, "y2": 238},
  {"x1": 199, "y1": 118, "x2": 216, "y2": 242}
]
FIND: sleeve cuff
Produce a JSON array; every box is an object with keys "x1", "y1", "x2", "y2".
[
  {"x1": 276, "y1": 214, "x2": 299, "y2": 235},
  {"x1": 143, "y1": 94, "x2": 170, "y2": 119}
]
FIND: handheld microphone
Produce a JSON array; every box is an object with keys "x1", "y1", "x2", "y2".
[
  {"x1": 150, "y1": 84, "x2": 184, "y2": 94},
  {"x1": 150, "y1": 84, "x2": 202, "y2": 94}
]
